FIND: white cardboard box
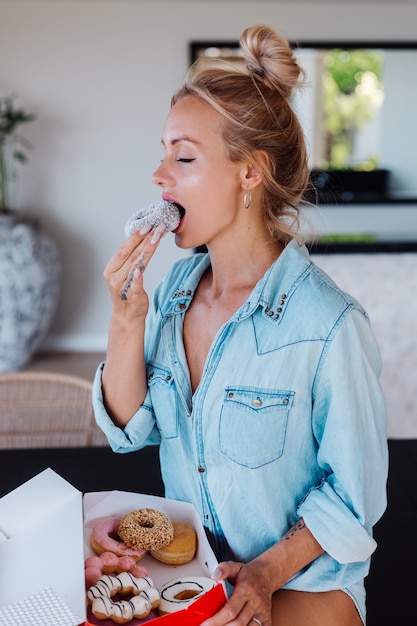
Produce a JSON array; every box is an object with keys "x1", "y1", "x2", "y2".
[{"x1": 0, "y1": 468, "x2": 86, "y2": 623}]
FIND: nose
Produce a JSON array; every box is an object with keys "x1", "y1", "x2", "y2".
[{"x1": 152, "y1": 161, "x2": 170, "y2": 187}]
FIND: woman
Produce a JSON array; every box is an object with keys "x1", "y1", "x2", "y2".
[{"x1": 93, "y1": 24, "x2": 387, "y2": 626}]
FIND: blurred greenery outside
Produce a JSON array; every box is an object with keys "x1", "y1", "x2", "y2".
[{"x1": 320, "y1": 49, "x2": 384, "y2": 171}]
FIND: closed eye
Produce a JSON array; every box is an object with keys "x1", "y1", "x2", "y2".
[{"x1": 177, "y1": 158, "x2": 195, "y2": 163}]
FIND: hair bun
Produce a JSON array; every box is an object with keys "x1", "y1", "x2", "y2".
[{"x1": 240, "y1": 24, "x2": 304, "y2": 98}]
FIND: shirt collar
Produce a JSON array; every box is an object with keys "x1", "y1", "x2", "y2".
[{"x1": 164, "y1": 239, "x2": 312, "y2": 321}]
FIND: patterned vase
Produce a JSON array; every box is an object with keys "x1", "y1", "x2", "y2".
[{"x1": 0, "y1": 214, "x2": 61, "y2": 373}]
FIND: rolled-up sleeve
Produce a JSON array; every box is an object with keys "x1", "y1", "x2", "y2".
[
  {"x1": 297, "y1": 307, "x2": 388, "y2": 564},
  {"x1": 92, "y1": 361, "x2": 161, "y2": 453}
]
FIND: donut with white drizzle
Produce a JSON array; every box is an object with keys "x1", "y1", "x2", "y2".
[{"x1": 87, "y1": 572, "x2": 159, "y2": 624}]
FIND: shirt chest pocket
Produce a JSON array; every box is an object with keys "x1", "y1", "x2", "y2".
[
  {"x1": 219, "y1": 387, "x2": 294, "y2": 468},
  {"x1": 147, "y1": 363, "x2": 178, "y2": 438}
]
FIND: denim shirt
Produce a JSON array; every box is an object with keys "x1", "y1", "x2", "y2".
[{"x1": 93, "y1": 239, "x2": 387, "y2": 622}]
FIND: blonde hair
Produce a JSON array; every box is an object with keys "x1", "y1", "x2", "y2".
[{"x1": 171, "y1": 24, "x2": 310, "y2": 244}]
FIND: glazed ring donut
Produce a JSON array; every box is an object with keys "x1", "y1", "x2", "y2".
[
  {"x1": 157, "y1": 576, "x2": 216, "y2": 615},
  {"x1": 118, "y1": 508, "x2": 174, "y2": 551},
  {"x1": 87, "y1": 573, "x2": 160, "y2": 624}
]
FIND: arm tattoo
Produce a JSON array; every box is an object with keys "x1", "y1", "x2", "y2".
[
  {"x1": 283, "y1": 519, "x2": 306, "y2": 541},
  {"x1": 119, "y1": 253, "x2": 148, "y2": 301}
]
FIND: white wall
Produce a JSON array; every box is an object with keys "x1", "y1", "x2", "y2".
[
  {"x1": 381, "y1": 52, "x2": 417, "y2": 191},
  {"x1": 1, "y1": 0, "x2": 417, "y2": 351}
]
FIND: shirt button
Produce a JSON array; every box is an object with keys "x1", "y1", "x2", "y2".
[
  {"x1": 179, "y1": 303, "x2": 186, "y2": 310},
  {"x1": 253, "y1": 398, "x2": 262, "y2": 407},
  {"x1": 228, "y1": 392, "x2": 234, "y2": 399},
  {"x1": 198, "y1": 466, "x2": 205, "y2": 473}
]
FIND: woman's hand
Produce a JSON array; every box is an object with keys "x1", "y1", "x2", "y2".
[
  {"x1": 200, "y1": 520, "x2": 324, "y2": 626},
  {"x1": 104, "y1": 223, "x2": 166, "y2": 320},
  {"x1": 201, "y1": 560, "x2": 275, "y2": 626}
]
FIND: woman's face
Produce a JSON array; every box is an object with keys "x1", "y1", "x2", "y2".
[{"x1": 152, "y1": 95, "x2": 246, "y2": 250}]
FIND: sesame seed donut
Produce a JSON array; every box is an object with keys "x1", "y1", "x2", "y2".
[
  {"x1": 87, "y1": 573, "x2": 159, "y2": 624},
  {"x1": 157, "y1": 576, "x2": 216, "y2": 616},
  {"x1": 118, "y1": 508, "x2": 174, "y2": 551},
  {"x1": 90, "y1": 516, "x2": 147, "y2": 561}
]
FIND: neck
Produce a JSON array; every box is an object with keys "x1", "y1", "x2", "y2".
[{"x1": 205, "y1": 235, "x2": 283, "y2": 297}]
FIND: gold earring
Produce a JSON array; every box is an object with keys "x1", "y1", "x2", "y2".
[{"x1": 243, "y1": 190, "x2": 252, "y2": 209}]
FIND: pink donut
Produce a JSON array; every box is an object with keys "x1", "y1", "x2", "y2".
[
  {"x1": 85, "y1": 555, "x2": 104, "y2": 570},
  {"x1": 101, "y1": 552, "x2": 126, "y2": 570},
  {"x1": 90, "y1": 517, "x2": 147, "y2": 561},
  {"x1": 85, "y1": 566, "x2": 103, "y2": 588},
  {"x1": 85, "y1": 551, "x2": 149, "y2": 587}
]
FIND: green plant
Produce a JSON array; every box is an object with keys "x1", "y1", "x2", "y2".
[
  {"x1": 320, "y1": 49, "x2": 384, "y2": 170},
  {"x1": 0, "y1": 95, "x2": 36, "y2": 213}
]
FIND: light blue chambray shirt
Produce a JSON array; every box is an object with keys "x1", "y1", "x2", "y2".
[{"x1": 93, "y1": 239, "x2": 388, "y2": 623}]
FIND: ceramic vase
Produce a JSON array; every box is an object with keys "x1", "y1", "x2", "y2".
[{"x1": 0, "y1": 214, "x2": 61, "y2": 373}]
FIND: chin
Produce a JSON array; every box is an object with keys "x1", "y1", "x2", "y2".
[
  {"x1": 174, "y1": 233, "x2": 206, "y2": 252},
  {"x1": 174, "y1": 233, "x2": 192, "y2": 250}
]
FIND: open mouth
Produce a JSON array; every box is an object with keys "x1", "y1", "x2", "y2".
[{"x1": 173, "y1": 203, "x2": 186, "y2": 232}]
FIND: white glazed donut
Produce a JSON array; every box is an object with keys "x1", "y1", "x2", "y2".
[
  {"x1": 87, "y1": 573, "x2": 160, "y2": 624},
  {"x1": 91, "y1": 595, "x2": 151, "y2": 623},
  {"x1": 157, "y1": 576, "x2": 216, "y2": 615},
  {"x1": 124, "y1": 200, "x2": 181, "y2": 237}
]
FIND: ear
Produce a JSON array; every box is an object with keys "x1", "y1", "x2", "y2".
[{"x1": 239, "y1": 150, "x2": 269, "y2": 191}]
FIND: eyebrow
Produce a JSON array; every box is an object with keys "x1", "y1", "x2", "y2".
[{"x1": 161, "y1": 135, "x2": 201, "y2": 147}]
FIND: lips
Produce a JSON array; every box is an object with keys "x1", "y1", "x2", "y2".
[
  {"x1": 172, "y1": 202, "x2": 185, "y2": 233},
  {"x1": 161, "y1": 194, "x2": 185, "y2": 232}
]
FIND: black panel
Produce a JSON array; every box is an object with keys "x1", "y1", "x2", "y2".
[
  {"x1": 365, "y1": 439, "x2": 417, "y2": 623},
  {"x1": 0, "y1": 445, "x2": 164, "y2": 497}
]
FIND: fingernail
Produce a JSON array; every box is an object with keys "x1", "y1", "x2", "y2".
[
  {"x1": 211, "y1": 567, "x2": 222, "y2": 579},
  {"x1": 139, "y1": 223, "x2": 152, "y2": 235},
  {"x1": 150, "y1": 224, "x2": 166, "y2": 244}
]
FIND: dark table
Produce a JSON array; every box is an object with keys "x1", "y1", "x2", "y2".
[{"x1": 1, "y1": 440, "x2": 415, "y2": 623}]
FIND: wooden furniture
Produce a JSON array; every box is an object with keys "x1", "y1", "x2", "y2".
[{"x1": 0, "y1": 370, "x2": 107, "y2": 448}]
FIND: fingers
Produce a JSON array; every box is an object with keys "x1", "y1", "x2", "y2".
[
  {"x1": 205, "y1": 597, "x2": 254, "y2": 626},
  {"x1": 105, "y1": 225, "x2": 163, "y2": 277},
  {"x1": 201, "y1": 594, "x2": 262, "y2": 626},
  {"x1": 104, "y1": 225, "x2": 166, "y2": 303},
  {"x1": 201, "y1": 562, "x2": 272, "y2": 626},
  {"x1": 211, "y1": 562, "x2": 242, "y2": 582}
]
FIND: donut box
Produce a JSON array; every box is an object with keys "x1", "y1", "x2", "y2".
[
  {"x1": 83, "y1": 490, "x2": 227, "y2": 626},
  {"x1": 0, "y1": 468, "x2": 226, "y2": 625}
]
